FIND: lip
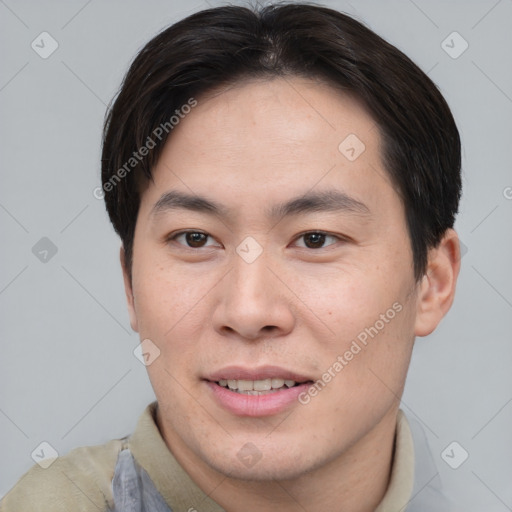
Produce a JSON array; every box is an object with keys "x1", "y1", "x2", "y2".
[
  {"x1": 204, "y1": 365, "x2": 314, "y2": 417},
  {"x1": 206, "y1": 365, "x2": 312, "y2": 383},
  {"x1": 206, "y1": 381, "x2": 312, "y2": 417}
]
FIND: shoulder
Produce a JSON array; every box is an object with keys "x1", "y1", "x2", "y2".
[{"x1": 1, "y1": 437, "x2": 126, "y2": 512}]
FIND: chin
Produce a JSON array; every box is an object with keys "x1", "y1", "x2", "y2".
[
  {"x1": 200, "y1": 442, "x2": 323, "y2": 483},
  {"x1": 216, "y1": 458, "x2": 312, "y2": 482}
]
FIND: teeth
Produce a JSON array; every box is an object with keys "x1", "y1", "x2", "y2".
[
  {"x1": 217, "y1": 378, "x2": 298, "y2": 392},
  {"x1": 254, "y1": 378, "x2": 272, "y2": 391},
  {"x1": 237, "y1": 380, "x2": 253, "y2": 391},
  {"x1": 271, "y1": 378, "x2": 285, "y2": 388}
]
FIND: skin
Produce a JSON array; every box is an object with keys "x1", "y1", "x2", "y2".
[{"x1": 121, "y1": 77, "x2": 460, "y2": 511}]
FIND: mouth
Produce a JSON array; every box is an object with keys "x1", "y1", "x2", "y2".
[
  {"x1": 214, "y1": 378, "x2": 306, "y2": 395},
  {"x1": 204, "y1": 366, "x2": 314, "y2": 416}
]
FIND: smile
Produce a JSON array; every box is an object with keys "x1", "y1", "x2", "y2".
[
  {"x1": 204, "y1": 366, "x2": 314, "y2": 416},
  {"x1": 216, "y1": 378, "x2": 300, "y2": 394}
]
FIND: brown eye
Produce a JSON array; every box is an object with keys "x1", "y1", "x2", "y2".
[
  {"x1": 185, "y1": 232, "x2": 208, "y2": 247},
  {"x1": 169, "y1": 231, "x2": 218, "y2": 249},
  {"x1": 303, "y1": 232, "x2": 326, "y2": 248},
  {"x1": 296, "y1": 232, "x2": 339, "y2": 249}
]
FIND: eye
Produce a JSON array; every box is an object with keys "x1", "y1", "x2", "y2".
[
  {"x1": 294, "y1": 231, "x2": 342, "y2": 249},
  {"x1": 168, "y1": 230, "x2": 220, "y2": 249},
  {"x1": 167, "y1": 230, "x2": 345, "y2": 250}
]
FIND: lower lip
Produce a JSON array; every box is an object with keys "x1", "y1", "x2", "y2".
[{"x1": 205, "y1": 381, "x2": 312, "y2": 417}]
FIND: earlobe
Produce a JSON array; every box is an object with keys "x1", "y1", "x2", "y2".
[
  {"x1": 414, "y1": 229, "x2": 461, "y2": 337},
  {"x1": 120, "y1": 246, "x2": 139, "y2": 332}
]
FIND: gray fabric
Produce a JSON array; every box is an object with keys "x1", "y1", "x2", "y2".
[
  {"x1": 407, "y1": 414, "x2": 463, "y2": 512},
  {"x1": 110, "y1": 449, "x2": 172, "y2": 512}
]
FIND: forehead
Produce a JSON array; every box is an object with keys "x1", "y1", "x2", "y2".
[
  {"x1": 140, "y1": 77, "x2": 399, "y2": 222},
  {"x1": 180, "y1": 77, "x2": 377, "y2": 154}
]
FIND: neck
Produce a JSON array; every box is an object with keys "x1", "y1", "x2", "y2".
[{"x1": 158, "y1": 407, "x2": 399, "y2": 512}]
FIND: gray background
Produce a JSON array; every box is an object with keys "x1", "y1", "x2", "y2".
[{"x1": 1, "y1": 0, "x2": 511, "y2": 508}]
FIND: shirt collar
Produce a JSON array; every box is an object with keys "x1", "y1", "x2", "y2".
[
  {"x1": 375, "y1": 409, "x2": 415, "y2": 511},
  {"x1": 129, "y1": 402, "x2": 415, "y2": 511}
]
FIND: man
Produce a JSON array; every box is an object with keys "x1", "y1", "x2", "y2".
[{"x1": 1, "y1": 3, "x2": 462, "y2": 511}]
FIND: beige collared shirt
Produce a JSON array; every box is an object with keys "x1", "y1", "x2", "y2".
[{"x1": 0, "y1": 402, "x2": 425, "y2": 511}]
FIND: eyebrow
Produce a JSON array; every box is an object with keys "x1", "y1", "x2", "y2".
[{"x1": 150, "y1": 189, "x2": 371, "y2": 220}]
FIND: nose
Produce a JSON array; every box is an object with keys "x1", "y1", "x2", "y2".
[{"x1": 211, "y1": 249, "x2": 296, "y2": 341}]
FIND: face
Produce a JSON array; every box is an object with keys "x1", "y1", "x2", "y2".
[{"x1": 123, "y1": 77, "x2": 426, "y2": 481}]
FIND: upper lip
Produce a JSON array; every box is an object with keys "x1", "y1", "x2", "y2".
[{"x1": 206, "y1": 365, "x2": 313, "y2": 383}]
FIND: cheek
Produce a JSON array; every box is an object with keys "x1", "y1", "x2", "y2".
[
  {"x1": 304, "y1": 269, "x2": 404, "y2": 343},
  {"x1": 306, "y1": 266, "x2": 416, "y2": 391},
  {"x1": 302, "y1": 302, "x2": 415, "y2": 434},
  {"x1": 131, "y1": 256, "x2": 212, "y2": 356},
  {"x1": 132, "y1": 263, "x2": 210, "y2": 409}
]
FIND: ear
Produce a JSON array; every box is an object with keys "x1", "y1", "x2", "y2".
[
  {"x1": 120, "y1": 246, "x2": 139, "y2": 332},
  {"x1": 414, "y1": 229, "x2": 461, "y2": 337}
]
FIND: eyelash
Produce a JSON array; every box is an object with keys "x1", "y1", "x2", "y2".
[{"x1": 167, "y1": 230, "x2": 347, "y2": 251}]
